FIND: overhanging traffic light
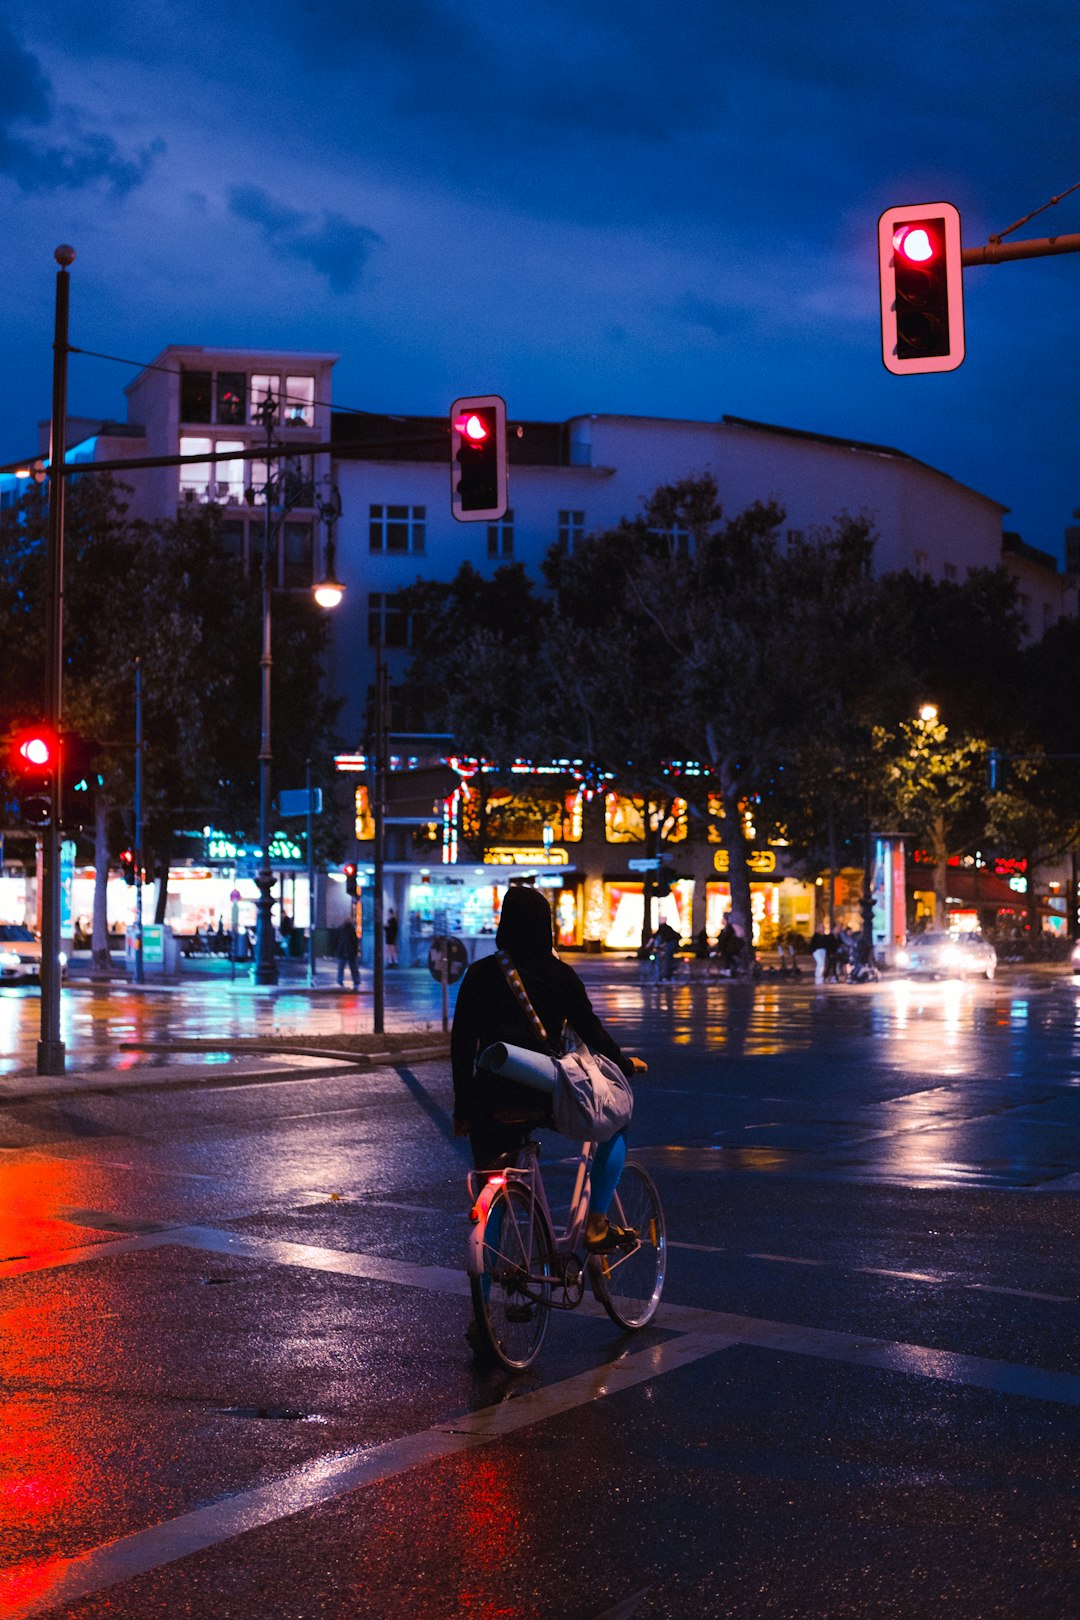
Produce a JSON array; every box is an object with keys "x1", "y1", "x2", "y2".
[
  {"x1": 450, "y1": 395, "x2": 507, "y2": 521},
  {"x1": 9, "y1": 725, "x2": 58, "y2": 826},
  {"x1": 878, "y1": 202, "x2": 965, "y2": 375},
  {"x1": 120, "y1": 849, "x2": 136, "y2": 886}
]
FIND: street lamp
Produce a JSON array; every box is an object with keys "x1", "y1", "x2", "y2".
[{"x1": 247, "y1": 395, "x2": 343, "y2": 986}]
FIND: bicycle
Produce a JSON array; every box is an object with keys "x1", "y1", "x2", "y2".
[{"x1": 465, "y1": 1092, "x2": 666, "y2": 1371}]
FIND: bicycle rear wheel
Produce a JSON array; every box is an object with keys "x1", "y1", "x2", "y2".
[
  {"x1": 471, "y1": 1181, "x2": 554, "y2": 1370},
  {"x1": 590, "y1": 1163, "x2": 666, "y2": 1329}
]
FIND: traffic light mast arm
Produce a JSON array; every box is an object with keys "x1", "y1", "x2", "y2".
[{"x1": 962, "y1": 231, "x2": 1080, "y2": 267}]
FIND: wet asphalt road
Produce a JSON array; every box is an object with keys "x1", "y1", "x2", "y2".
[{"x1": 1, "y1": 964, "x2": 1080, "y2": 1617}]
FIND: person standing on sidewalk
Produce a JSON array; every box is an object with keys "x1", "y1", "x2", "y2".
[
  {"x1": 335, "y1": 920, "x2": 360, "y2": 989},
  {"x1": 385, "y1": 908, "x2": 399, "y2": 967},
  {"x1": 809, "y1": 928, "x2": 829, "y2": 985}
]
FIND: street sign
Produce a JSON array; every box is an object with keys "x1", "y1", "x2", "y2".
[
  {"x1": 428, "y1": 935, "x2": 468, "y2": 984},
  {"x1": 627, "y1": 857, "x2": 661, "y2": 871},
  {"x1": 279, "y1": 788, "x2": 323, "y2": 817}
]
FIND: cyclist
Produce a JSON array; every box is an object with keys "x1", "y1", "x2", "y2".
[{"x1": 452, "y1": 882, "x2": 637, "y2": 1254}]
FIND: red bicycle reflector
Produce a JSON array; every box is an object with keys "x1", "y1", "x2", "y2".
[{"x1": 894, "y1": 225, "x2": 934, "y2": 262}]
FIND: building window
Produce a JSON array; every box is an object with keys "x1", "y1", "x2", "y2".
[
  {"x1": 250, "y1": 374, "x2": 280, "y2": 425},
  {"x1": 216, "y1": 372, "x2": 246, "y2": 425},
  {"x1": 558, "y1": 510, "x2": 585, "y2": 550},
  {"x1": 943, "y1": 562, "x2": 957, "y2": 581},
  {"x1": 369, "y1": 503, "x2": 426, "y2": 555},
  {"x1": 368, "y1": 591, "x2": 411, "y2": 648},
  {"x1": 487, "y1": 509, "x2": 514, "y2": 558},
  {"x1": 283, "y1": 376, "x2": 315, "y2": 427},
  {"x1": 213, "y1": 441, "x2": 246, "y2": 503},
  {"x1": 179, "y1": 436, "x2": 212, "y2": 501},
  {"x1": 180, "y1": 370, "x2": 213, "y2": 424},
  {"x1": 283, "y1": 521, "x2": 313, "y2": 588}
]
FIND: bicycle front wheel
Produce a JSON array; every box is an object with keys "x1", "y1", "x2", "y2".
[
  {"x1": 591, "y1": 1163, "x2": 666, "y2": 1329},
  {"x1": 471, "y1": 1181, "x2": 554, "y2": 1370}
]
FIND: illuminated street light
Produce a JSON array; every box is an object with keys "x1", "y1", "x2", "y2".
[{"x1": 919, "y1": 703, "x2": 939, "y2": 723}]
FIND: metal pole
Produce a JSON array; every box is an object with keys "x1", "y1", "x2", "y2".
[
  {"x1": 306, "y1": 756, "x2": 316, "y2": 986},
  {"x1": 254, "y1": 402, "x2": 278, "y2": 985},
  {"x1": 37, "y1": 245, "x2": 75, "y2": 1077},
  {"x1": 372, "y1": 642, "x2": 387, "y2": 1035},
  {"x1": 134, "y1": 658, "x2": 144, "y2": 984}
]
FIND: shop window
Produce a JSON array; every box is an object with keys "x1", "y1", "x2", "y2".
[
  {"x1": 180, "y1": 370, "x2": 212, "y2": 423},
  {"x1": 250, "y1": 373, "x2": 281, "y2": 425},
  {"x1": 283, "y1": 521, "x2": 313, "y2": 588},
  {"x1": 355, "y1": 785, "x2": 375, "y2": 841},
  {"x1": 604, "y1": 794, "x2": 687, "y2": 843},
  {"x1": 558, "y1": 509, "x2": 585, "y2": 550},
  {"x1": 216, "y1": 372, "x2": 246, "y2": 425},
  {"x1": 370, "y1": 504, "x2": 426, "y2": 555},
  {"x1": 368, "y1": 591, "x2": 411, "y2": 648},
  {"x1": 283, "y1": 375, "x2": 315, "y2": 427},
  {"x1": 706, "y1": 792, "x2": 725, "y2": 844},
  {"x1": 487, "y1": 509, "x2": 514, "y2": 558}
]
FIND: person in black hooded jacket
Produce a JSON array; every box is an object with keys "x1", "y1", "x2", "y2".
[{"x1": 452, "y1": 882, "x2": 636, "y2": 1252}]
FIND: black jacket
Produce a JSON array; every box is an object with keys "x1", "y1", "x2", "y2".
[{"x1": 451, "y1": 951, "x2": 632, "y2": 1126}]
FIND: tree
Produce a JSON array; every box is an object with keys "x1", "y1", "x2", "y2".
[{"x1": 0, "y1": 477, "x2": 341, "y2": 945}]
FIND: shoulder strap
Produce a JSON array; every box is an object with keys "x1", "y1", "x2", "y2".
[{"x1": 496, "y1": 949, "x2": 550, "y2": 1046}]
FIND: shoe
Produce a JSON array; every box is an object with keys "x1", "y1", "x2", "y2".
[{"x1": 584, "y1": 1216, "x2": 638, "y2": 1253}]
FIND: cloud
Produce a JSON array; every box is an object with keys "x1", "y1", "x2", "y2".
[
  {"x1": 0, "y1": 21, "x2": 161, "y2": 196},
  {"x1": 228, "y1": 184, "x2": 382, "y2": 293}
]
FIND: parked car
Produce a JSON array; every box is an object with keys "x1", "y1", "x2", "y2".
[
  {"x1": 896, "y1": 931, "x2": 998, "y2": 981},
  {"x1": 0, "y1": 923, "x2": 43, "y2": 982}
]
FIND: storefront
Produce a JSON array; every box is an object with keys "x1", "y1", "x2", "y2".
[{"x1": 402, "y1": 863, "x2": 585, "y2": 964}]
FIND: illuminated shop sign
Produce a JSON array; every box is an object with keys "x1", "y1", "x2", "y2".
[
  {"x1": 485, "y1": 847, "x2": 569, "y2": 866},
  {"x1": 713, "y1": 849, "x2": 776, "y2": 875}
]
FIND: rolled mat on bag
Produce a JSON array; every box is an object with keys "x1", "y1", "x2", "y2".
[{"x1": 477, "y1": 1042, "x2": 557, "y2": 1094}]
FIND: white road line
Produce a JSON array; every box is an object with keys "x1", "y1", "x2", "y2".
[{"x1": 2, "y1": 1333, "x2": 729, "y2": 1620}]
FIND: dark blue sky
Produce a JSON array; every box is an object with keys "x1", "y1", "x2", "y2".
[{"x1": 2, "y1": 2, "x2": 1079, "y2": 560}]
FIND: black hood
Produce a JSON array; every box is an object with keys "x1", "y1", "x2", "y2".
[{"x1": 495, "y1": 884, "x2": 554, "y2": 963}]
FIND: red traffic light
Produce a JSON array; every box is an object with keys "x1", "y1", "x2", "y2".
[
  {"x1": 878, "y1": 202, "x2": 964, "y2": 376},
  {"x1": 450, "y1": 394, "x2": 507, "y2": 522},
  {"x1": 11, "y1": 726, "x2": 58, "y2": 774},
  {"x1": 454, "y1": 412, "x2": 490, "y2": 442}
]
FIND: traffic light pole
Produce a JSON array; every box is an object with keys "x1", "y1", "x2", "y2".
[
  {"x1": 38, "y1": 246, "x2": 75, "y2": 1077},
  {"x1": 961, "y1": 231, "x2": 1080, "y2": 268},
  {"x1": 254, "y1": 399, "x2": 279, "y2": 987},
  {"x1": 134, "y1": 658, "x2": 145, "y2": 985},
  {"x1": 372, "y1": 643, "x2": 388, "y2": 1036}
]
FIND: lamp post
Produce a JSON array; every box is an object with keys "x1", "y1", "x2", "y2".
[
  {"x1": 38, "y1": 245, "x2": 76, "y2": 1076},
  {"x1": 248, "y1": 395, "x2": 343, "y2": 985}
]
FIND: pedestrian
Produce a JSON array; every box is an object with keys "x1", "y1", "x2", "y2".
[
  {"x1": 809, "y1": 928, "x2": 829, "y2": 985},
  {"x1": 335, "y1": 919, "x2": 359, "y2": 989},
  {"x1": 385, "y1": 907, "x2": 399, "y2": 966},
  {"x1": 652, "y1": 919, "x2": 680, "y2": 981},
  {"x1": 824, "y1": 929, "x2": 839, "y2": 983},
  {"x1": 451, "y1": 884, "x2": 640, "y2": 1352}
]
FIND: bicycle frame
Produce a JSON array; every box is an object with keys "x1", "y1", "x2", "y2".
[{"x1": 466, "y1": 1138, "x2": 596, "y2": 1306}]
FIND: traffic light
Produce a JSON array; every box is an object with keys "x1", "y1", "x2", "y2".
[
  {"x1": 9, "y1": 724, "x2": 58, "y2": 826},
  {"x1": 878, "y1": 202, "x2": 965, "y2": 375},
  {"x1": 655, "y1": 864, "x2": 676, "y2": 899},
  {"x1": 62, "y1": 732, "x2": 100, "y2": 829},
  {"x1": 450, "y1": 395, "x2": 507, "y2": 521},
  {"x1": 344, "y1": 862, "x2": 358, "y2": 899},
  {"x1": 120, "y1": 849, "x2": 136, "y2": 886}
]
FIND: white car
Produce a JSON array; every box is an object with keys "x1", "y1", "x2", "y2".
[
  {"x1": 0, "y1": 923, "x2": 43, "y2": 982},
  {"x1": 897, "y1": 931, "x2": 997, "y2": 981}
]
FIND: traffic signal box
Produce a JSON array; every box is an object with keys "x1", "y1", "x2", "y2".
[
  {"x1": 8, "y1": 725, "x2": 58, "y2": 827},
  {"x1": 878, "y1": 202, "x2": 965, "y2": 375},
  {"x1": 344, "y1": 863, "x2": 358, "y2": 899},
  {"x1": 450, "y1": 395, "x2": 508, "y2": 521}
]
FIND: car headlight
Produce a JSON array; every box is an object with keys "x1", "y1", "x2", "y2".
[
  {"x1": 0, "y1": 950, "x2": 20, "y2": 969},
  {"x1": 58, "y1": 951, "x2": 68, "y2": 968},
  {"x1": 896, "y1": 948, "x2": 909, "y2": 966},
  {"x1": 942, "y1": 946, "x2": 961, "y2": 967}
]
